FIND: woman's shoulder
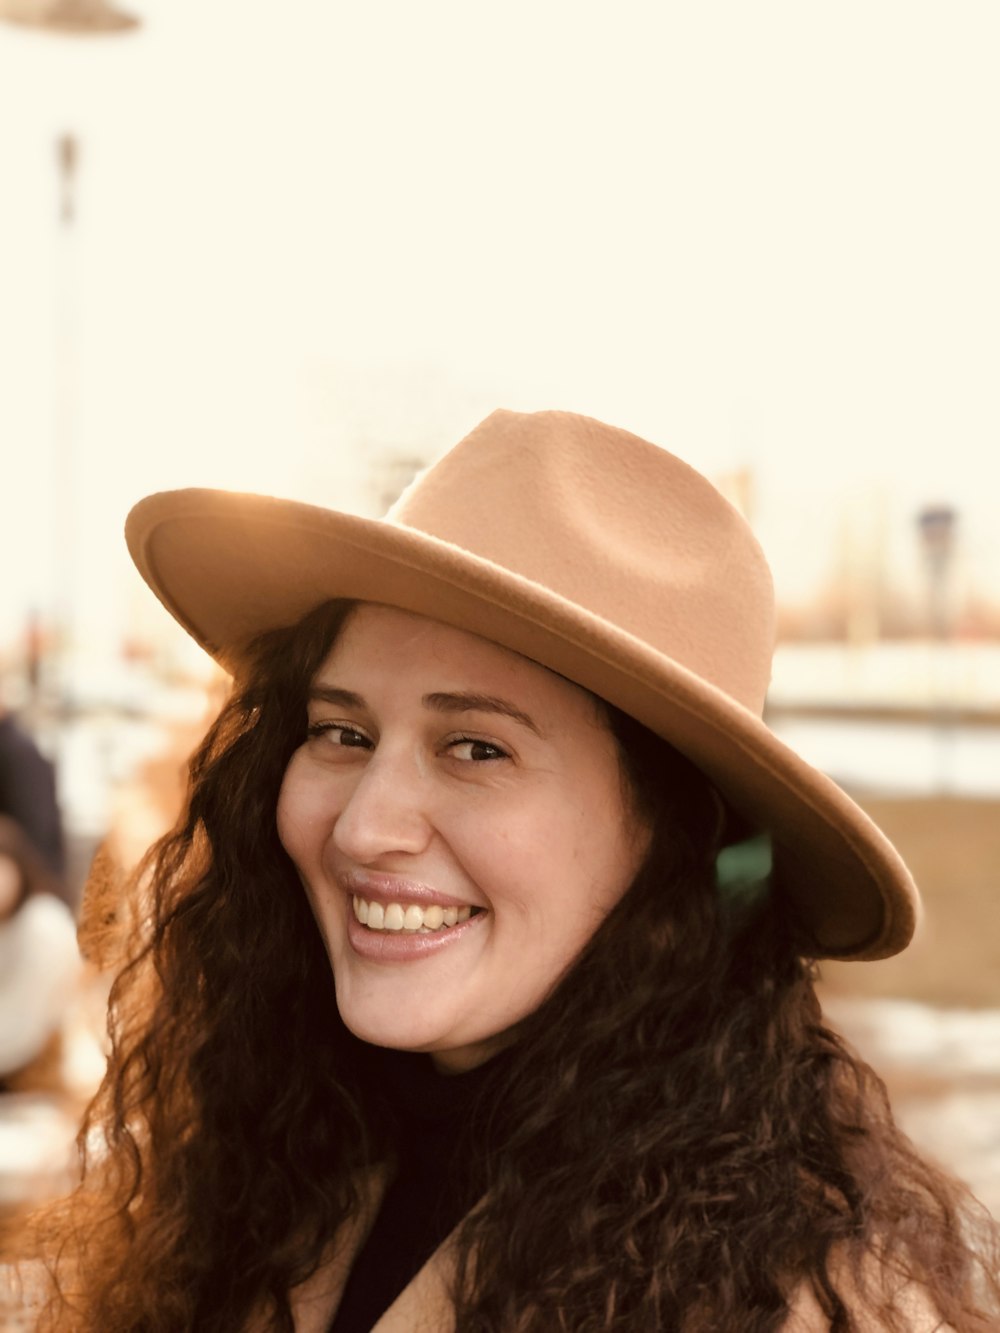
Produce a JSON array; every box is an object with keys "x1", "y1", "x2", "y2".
[
  {"x1": 784, "y1": 1268, "x2": 953, "y2": 1331},
  {"x1": 1, "y1": 1258, "x2": 49, "y2": 1331}
]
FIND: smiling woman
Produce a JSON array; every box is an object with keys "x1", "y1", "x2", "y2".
[
  {"x1": 277, "y1": 604, "x2": 649, "y2": 1073},
  {"x1": 13, "y1": 411, "x2": 1000, "y2": 1331}
]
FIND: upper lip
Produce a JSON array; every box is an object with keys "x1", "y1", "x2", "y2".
[{"x1": 337, "y1": 868, "x2": 482, "y2": 911}]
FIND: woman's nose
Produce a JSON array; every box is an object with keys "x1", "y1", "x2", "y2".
[{"x1": 331, "y1": 750, "x2": 433, "y2": 864}]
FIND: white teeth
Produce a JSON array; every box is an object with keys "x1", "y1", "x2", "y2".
[
  {"x1": 351, "y1": 895, "x2": 478, "y2": 933},
  {"x1": 367, "y1": 901, "x2": 385, "y2": 929}
]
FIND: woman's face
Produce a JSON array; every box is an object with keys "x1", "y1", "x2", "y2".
[{"x1": 277, "y1": 603, "x2": 650, "y2": 1071}]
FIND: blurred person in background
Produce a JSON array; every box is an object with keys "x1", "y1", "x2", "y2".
[
  {"x1": 10, "y1": 411, "x2": 1000, "y2": 1331},
  {"x1": 0, "y1": 705, "x2": 66, "y2": 900},
  {"x1": 0, "y1": 816, "x2": 80, "y2": 1093}
]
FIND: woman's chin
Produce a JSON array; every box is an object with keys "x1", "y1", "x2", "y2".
[
  {"x1": 336, "y1": 998, "x2": 454, "y2": 1057},
  {"x1": 338, "y1": 1002, "x2": 511, "y2": 1072}
]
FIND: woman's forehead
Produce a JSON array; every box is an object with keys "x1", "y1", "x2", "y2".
[
  {"x1": 317, "y1": 602, "x2": 604, "y2": 720},
  {"x1": 327, "y1": 602, "x2": 535, "y2": 676}
]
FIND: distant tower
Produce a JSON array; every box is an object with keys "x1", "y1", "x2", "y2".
[
  {"x1": 917, "y1": 505, "x2": 958, "y2": 640},
  {"x1": 917, "y1": 504, "x2": 958, "y2": 791}
]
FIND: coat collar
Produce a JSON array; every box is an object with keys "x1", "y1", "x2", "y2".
[
  {"x1": 287, "y1": 1166, "x2": 457, "y2": 1333},
  {"x1": 286, "y1": 1194, "x2": 947, "y2": 1333}
]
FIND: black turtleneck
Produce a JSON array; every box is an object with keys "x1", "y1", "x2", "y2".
[{"x1": 328, "y1": 1048, "x2": 501, "y2": 1333}]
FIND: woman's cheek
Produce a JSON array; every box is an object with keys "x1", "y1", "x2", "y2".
[{"x1": 275, "y1": 760, "x2": 317, "y2": 865}]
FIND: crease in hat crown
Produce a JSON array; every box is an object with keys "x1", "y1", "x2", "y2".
[{"x1": 380, "y1": 408, "x2": 776, "y2": 715}]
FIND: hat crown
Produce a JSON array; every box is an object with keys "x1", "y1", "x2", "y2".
[{"x1": 391, "y1": 409, "x2": 775, "y2": 714}]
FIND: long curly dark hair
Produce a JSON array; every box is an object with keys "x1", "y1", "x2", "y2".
[{"x1": 17, "y1": 600, "x2": 1000, "y2": 1331}]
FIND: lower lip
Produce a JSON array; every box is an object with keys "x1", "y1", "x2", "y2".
[{"x1": 345, "y1": 907, "x2": 487, "y2": 962}]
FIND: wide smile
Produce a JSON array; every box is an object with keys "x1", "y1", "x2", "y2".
[
  {"x1": 351, "y1": 894, "x2": 482, "y2": 933},
  {"x1": 345, "y1": 893, "x2": 488, "y2": 962}
]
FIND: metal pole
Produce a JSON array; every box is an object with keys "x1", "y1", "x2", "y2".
[{"x1": 917, "y1": 505, "x2": 958, "y2": 792}]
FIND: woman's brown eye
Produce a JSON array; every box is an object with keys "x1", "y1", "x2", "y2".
[
  {"x1": 451, "y1": 739, "x2": 508, "y2": 762},
  {"x1": 337, "y1": 728, "x2": 371, "y2": 748},
  {"x1": 307, "y1": 723, "x2": 372, "y2": 748}
]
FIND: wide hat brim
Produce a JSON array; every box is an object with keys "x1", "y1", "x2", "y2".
[{"x1": 126, "y1": 483, "x2": 919, "y2": 963}]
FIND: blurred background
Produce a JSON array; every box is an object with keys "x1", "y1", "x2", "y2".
[{"x1": 1, "y1": 0, "x2": 998, "y2": 1232}]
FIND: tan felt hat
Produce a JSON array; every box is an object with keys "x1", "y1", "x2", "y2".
[{"x1": 125, "y1": 408, "x2": 919, "y2": 960}]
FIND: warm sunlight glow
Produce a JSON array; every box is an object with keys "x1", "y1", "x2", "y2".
[{"x1": 1, "y1": 0, "x2": 998, "y2": 657}]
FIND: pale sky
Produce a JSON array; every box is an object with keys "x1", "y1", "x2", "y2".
[{"x1": 1, "y1": 1, "x2": 998, "y2": 667}]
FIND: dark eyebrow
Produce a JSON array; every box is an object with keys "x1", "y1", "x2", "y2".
[
  {"x1": 307, "y1": 685, "x2": 542, "y2": 737},
  {"x1": 307, "y1": 686, "x2": 365, "y2": 708},
  {"x1": 422, "y1": 691, "x2": 543, "y2": 737}
]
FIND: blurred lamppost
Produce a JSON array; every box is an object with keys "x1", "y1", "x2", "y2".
[
  {"x1": 1, "y1": 0, "x2": 141, "y2": 715},
  {"x1": 0, "y1": 0, "x2": 137, "y2": 33},
  {"x1": 917, "y1": 504, "x2": 958, "y2": 790},
  {"x1": 1, "y1": 0, "x2": 142, "y2": 903}
]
